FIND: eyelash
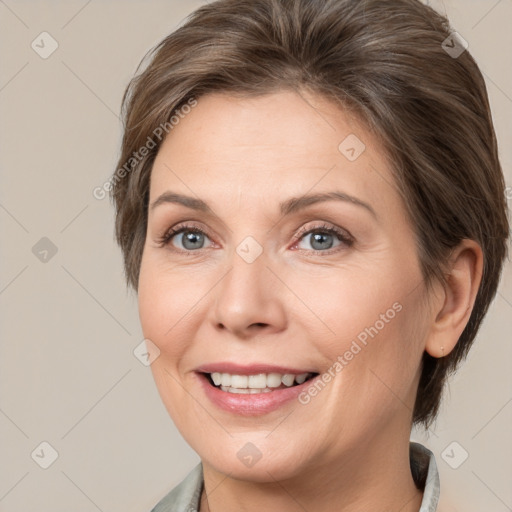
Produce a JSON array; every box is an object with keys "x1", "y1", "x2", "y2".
[
  {"x1": 292, "y1": 223, "x2": 354, "y2": 253},
  {"x1": 156, "y1": 222, "x2": 354, "y2": 255},
  {"x1": 156, "y1": 223, "x2": 210, "y2": 251}
]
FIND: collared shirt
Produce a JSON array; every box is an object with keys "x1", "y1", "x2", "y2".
[{"x1": 150, "y1": 441, "x2": 440, "y2": 512}]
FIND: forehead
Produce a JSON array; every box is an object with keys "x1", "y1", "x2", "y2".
[
  {"x1": 149, "y1": 91, "x2": 403, "y2": 221},
  {"x1": 155, "y1": 91, "x2": 372, "y2": 163}
]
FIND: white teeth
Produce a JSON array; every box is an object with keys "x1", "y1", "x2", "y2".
[
  {"x1": 281, "y1": 374, "x2": 295, "y2": 386},
  {"x1": 208, "y1": 371, "x2": 314, "y2": 390},
  {"x1": 266, "y1": 373, "x2": 283, "y2": 388},
  {"x1": 221, "y1": 373, "x2": 231, "y2": 387},
  {"x1": 248, "y1": 374, "x2": 266, "y2": 388},
  {"x1": 230, "y1": 375, "x2": 248, "y2": 388},
  {"x1": 295, "y1": 373, "x2": 309, "y2": 384},
  {"x1": 220, "y1": 386, "x2": 273, "y2": 394}
]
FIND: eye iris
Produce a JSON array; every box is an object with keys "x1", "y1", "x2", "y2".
[
  {"x1": 182, "y1": 230, "x2": 204, "y2": 250},
  {"x1": 310, "y1": 232, "x2": 333, "y2": 250},
  {"x1": 170, "y1": 228, "x2": 342, "y2": 251}
]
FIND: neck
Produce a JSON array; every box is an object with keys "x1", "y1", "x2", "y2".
[{"x1": 200, "y1": 432, "x2": 423, "y2": 512}]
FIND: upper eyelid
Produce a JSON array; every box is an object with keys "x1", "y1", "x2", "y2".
[
  {"x1": 294, "y1": 222, "x2": 352, "y2": 239},
  {"x1": 160, "y1": 222, "x2": 214, "y2": 245},
  {"x1": 162, "y1": 220, "x2": 352, "y2": 249},
  {"x1": 164, "y1": 220, "x2": 346, "y2": 236}
]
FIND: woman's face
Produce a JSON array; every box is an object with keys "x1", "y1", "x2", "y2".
[{"x1": 138, "y1": 90, "x2": 435, "y2": 481}]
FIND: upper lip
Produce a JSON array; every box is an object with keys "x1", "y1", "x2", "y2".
[{"x1": 195, "y1": 362, "x2": 317, "y2": 375}]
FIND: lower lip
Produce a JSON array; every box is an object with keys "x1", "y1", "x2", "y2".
[{"x1": 196, "y1": 372, "x2": 319, "y2": 416}]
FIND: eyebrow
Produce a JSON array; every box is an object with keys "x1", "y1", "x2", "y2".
[{"x1": 149, "y1": 190, "x2": 377, "y2": 219}]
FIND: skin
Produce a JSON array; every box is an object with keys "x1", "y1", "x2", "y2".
[{"x1": 138, "y1": 90, "x2": 483, "y2": 512}]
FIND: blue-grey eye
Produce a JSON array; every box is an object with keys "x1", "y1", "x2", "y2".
[
  {"x1": 173, "y1": 230, "x2": 209, "y2": 250},
  {"x1": 297, "y1": 229, "x2": 344, "y2": 251},
  {"x1": 309, "y1": 232, "x2": 335, "y2": 250}
]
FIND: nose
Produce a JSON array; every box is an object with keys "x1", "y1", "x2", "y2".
[{"x1": 210, "y1": 244, "x2": 287, "y2": 339}]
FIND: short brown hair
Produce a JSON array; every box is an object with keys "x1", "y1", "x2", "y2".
[{"x1": 110, "y1": 0, "x2": 510, "y2": 428}]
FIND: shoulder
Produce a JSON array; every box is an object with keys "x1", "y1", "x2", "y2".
[
  {"x1": 410, "y1": 442, "x2": 440, "y2": 512},
  {"x1": 409, "y1": 442, "x2": 462, "y2": 512},
  {"x1": 150, "y1": 462, "x2": 203, "y2": 512}
]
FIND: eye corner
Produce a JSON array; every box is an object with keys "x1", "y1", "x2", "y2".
[{"x1": 291, "y1": 222, "x2": 354, "y2": 254}]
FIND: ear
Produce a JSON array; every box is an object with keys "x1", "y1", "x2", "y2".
[{"x1": 425, "y1": 239, "x2": 484, "y2": 358}]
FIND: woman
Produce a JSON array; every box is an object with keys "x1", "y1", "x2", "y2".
[{"x1": 110, "y1": 0, "x2": 509, "y2": 510}]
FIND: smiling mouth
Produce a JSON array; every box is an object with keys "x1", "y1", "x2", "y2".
[{"x1": 202, "y1": 371, "x2": 319, "y2": 394}]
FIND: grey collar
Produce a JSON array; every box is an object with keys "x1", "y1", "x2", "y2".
[{"x1": 151, "y1": 441, "x2": 440, "y2": 511}]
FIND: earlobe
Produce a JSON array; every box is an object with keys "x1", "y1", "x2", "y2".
[{"x1": 424, "y1": 239, "x2": 483, "y2": 359}]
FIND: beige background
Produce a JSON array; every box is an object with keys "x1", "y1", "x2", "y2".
[{"x1": 0, "y1": 1, "x2": 510, "y2": 510}]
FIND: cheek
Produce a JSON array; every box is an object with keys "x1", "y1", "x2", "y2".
[
  {"x1": 287, "y1": 258, "x2": 414, "y2": 344},
  {"x1": 137, "y1": 258, "x2": 208, "y2": 428},
  {"x1": 291, "y1": 257, "x2": 426, "y2": 388},
  {"x1": 137, "y1": 256, "x2": 208, "y2": 361},
  {"x1": 332, "y1": 278, "x2": 427, "y2": 410}
]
